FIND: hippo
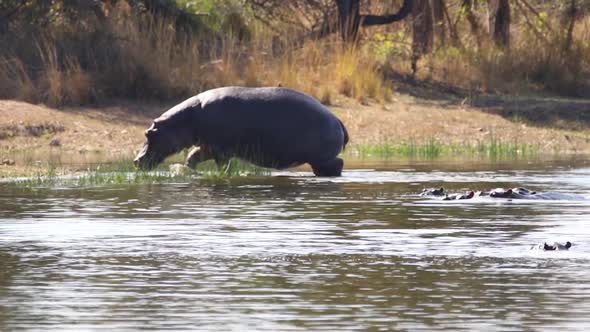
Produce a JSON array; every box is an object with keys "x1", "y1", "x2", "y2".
[
  {"x1": 443, "y1": 191, "x2": 475, "y2": 200},
  {"x1": 531, "y1": 241, "x2": 572, "y2": 251},
  {"x1": 420, "y1": 187, "x2": 588, "y2": 201},
  {"x1": 488, "y1": 188, "x2": 587, "y2": 200},
  {"x1": 133, "y1": 87, "x2": 349, "y2": 176},
  {"x1": 420, "y1": 188, "x2": 476, "y2": 200},
  {"x1": 489, "y1": 187, "x2": 536, "y2": 198},
  {"x1": 420, "y1": 187, "x2": 446, "y2": 197},
  {"x1": 544, "y1": 241, "x2": 572, "y2": 251}
]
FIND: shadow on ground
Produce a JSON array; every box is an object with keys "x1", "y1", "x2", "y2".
[
  {"x1": 63, "y1": 99, "x2": 171, "y2": 126},
  {"x1": 389, "y1": 71, "x2": 590, "y2": 131}
]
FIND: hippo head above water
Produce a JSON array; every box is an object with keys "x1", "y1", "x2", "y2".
[
  {"x1": 133, "y1": 99, "x2": 199, "y2": 170},
  {"x1": 420, "y1": 187, "x2": 446, "y2": 197}
]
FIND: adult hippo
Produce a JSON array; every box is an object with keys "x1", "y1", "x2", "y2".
[{"x1": 133, "y1": 87, "x2": 349, "y2": 176}]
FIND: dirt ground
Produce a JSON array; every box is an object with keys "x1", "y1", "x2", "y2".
[
  {"x1": 334, "y1": 93, "x2": 590, "y2": 152},
  {"x1": 1, "y1": 90, "x2": 590, "y2": 176}
]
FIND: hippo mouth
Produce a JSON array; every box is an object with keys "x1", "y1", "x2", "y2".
[{"x1": 133, "y1": 144, "x2": 165, "y2": 170}]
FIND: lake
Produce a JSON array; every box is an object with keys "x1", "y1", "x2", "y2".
[{"x1": 2, "y1": 157, "x2": 590, "y2": 331}]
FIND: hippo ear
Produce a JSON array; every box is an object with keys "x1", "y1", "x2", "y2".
[{"x1": 145, "y1": 127, "x2": 158, "y2": 137}]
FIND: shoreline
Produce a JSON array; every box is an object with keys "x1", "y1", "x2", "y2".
[{"x1": 2, "y1": 91, "x2": 590, "y2": 178}]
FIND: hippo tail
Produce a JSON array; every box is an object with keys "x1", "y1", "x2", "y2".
[{"x1": 338, "y1": 119, "x2": 349, "y2": 150}]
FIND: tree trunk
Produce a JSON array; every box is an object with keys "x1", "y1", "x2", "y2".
[
  {"x1": 412, "y1": 0, "x2": 434, "y2": 74},
  {"x1": 491, "y1": 0, "x2": 510, "y2": 48},
  {"x1": 462, "y1": 0, "x2": 482, "y2": 44},
  {"x1": 564, "y1": 0, "x2": 577, "y2": 53},
  {"x1": 335, "y1": 0, "x2": 361, "y2": 43},
  {"x1": 432, "y1": 0, "x2": 446, "y2": 47}
]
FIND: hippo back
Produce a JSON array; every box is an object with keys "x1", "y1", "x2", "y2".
[{"x1": 195, "y1": 87, "x2": 346, "y2": 168}]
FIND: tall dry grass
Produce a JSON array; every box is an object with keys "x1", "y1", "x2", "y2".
[
  {"x1": 382, "y1": 15, "x2": 590, "y2": 96},
  {"x1": 0, "y1": 57, "x2": 36, "y2": 102},
  {"x1": 1, "y1": 2, "x2": 589, "y2": 108},
  {"x1": 0, "y1": 4, "x2": 392, "y2": 107}
]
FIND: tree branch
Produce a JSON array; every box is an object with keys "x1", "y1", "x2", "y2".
[
  {"x1": 361, "y1": 0, "x2": 413, "y2": 26},
  {"x1": 518, "y1": 0, "x2": 555, "y2": 34},
  {"x1": 1, "y1": 0, "x2": 28, "y2": 21}
]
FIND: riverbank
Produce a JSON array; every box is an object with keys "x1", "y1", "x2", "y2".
[{"x1": 1, "y1": 90, "x2": 590, "y2": 178}]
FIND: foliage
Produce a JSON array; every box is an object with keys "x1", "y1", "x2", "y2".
[{"x1": 175, "y1": 0, "x2": 248, "y2": 33}]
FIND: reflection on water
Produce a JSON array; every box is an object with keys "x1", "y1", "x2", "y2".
[{"x1": 2, "y1": 158, "x2": 590, "y2": 330}]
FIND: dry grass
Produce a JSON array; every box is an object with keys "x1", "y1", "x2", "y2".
[
  {"x1": 0, "y1": 4, "x2": 393, "y2": 107},
  {"x1": 0, "y1": 2, "x2": 589, "y2": 108},
  {"x1": 392, "y1": 16, "x2": 590, "y2": 97},
  {"x1": 0, "y1": 57, "x2": 36, "y2": 103}
]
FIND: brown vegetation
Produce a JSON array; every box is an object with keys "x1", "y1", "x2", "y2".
[{"x1": 0, "y1": 1, "x2": 588, "y2": 108}]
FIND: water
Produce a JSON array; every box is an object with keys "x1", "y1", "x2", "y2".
[{"x1": 2, "y1": 158, "x2": 590, "y2": 331}]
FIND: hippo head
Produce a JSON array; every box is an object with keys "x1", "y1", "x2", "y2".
[
  {"x1": 420, "y1": 187, "x2": 445, "y2": 197},
  {"x1": 490, "y1": 188, "x2": 513, "y2": 198},
  {"x1": 134, "y1": 102, "x2": 199, "y2": 170}
]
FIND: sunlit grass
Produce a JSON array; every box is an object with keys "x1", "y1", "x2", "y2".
[{"x1": 347, "y1": 138, "x2": 540, "y2": 159}]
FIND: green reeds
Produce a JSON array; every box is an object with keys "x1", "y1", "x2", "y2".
[{"x1": 348, "y1": 138, "x2": 540, "y2": 159}]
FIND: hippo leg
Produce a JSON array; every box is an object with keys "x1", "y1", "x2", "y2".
[
  {"x1": 186, "y1": 146, "x2": 215, "y2": 169},
  {"x1": 310, "y1": 158, "x2": 344, "y2": 177}
]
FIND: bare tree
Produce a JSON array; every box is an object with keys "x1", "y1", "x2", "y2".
[
  {"x1": 247, "y1": 0, "x2": 413, "y2": 43},
  {"x1": 432, "y1": 0, "x2": 446, "y2": 47},
  {"x1": 248, "y1": 0, "x2": 334, "y2": 35},
  {"x1": 335, "y1": 0, "x2": 415, "y2": 42},
  {"x1": 490, "y1": 0, "x2": 510, "y2": 48},
  {"x1": 411, "y1": 0, "x2": 434, "y2": 74},
  {"x1": 461, "y1": 0, "x2": 482, "y2": 43},
  {"x1": 564, "y1": 0, "x2": 578, "y2": 53},
  {"x1": 335, "y1": 0, "x2": 362, "y2": 42}
]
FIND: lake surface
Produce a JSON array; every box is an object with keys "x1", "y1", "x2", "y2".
[{"x1": 2, "y1": 157, "x2": 590, "y2": 331}]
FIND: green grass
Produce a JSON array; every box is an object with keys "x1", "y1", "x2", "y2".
[
  {"x1": 347, "y1": 138, "x2": 540, "y2": 159},
  {"x1": 6, "y1": 157, "x2": 270, "y2": 187},
  {"x1": 0, "y1": 138, "x2": 545, "y2": 187}
]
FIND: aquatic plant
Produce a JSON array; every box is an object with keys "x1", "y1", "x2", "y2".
[{"x1": 5, "y1": 157, "x2": 270, "y2": 187}]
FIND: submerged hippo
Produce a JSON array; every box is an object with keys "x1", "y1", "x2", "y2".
[
  {"x1": 420, "y1": 187, "x2": 446, "y2": 197},
  {"x1": 488, "y1": 188, "x2": 587, "y2": 200},
  {"x1": 420, "y1": 187, "x2": 588, "y2": 201},
  {"x1": 544, "y1": 241, "x2": 572, "y2": 251},
  {"x1": 420, "y1": 187, "x2": 475, "y2": 200},
  {"x1": 443, "y1": 191, "x2": 475, "y2": 200},
  {"x1": 134, "y1": 87, "x2": 349, "y2": 176},
  {"x1": 531, "y1": 241, "x2": 572, "y2": 251}
]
